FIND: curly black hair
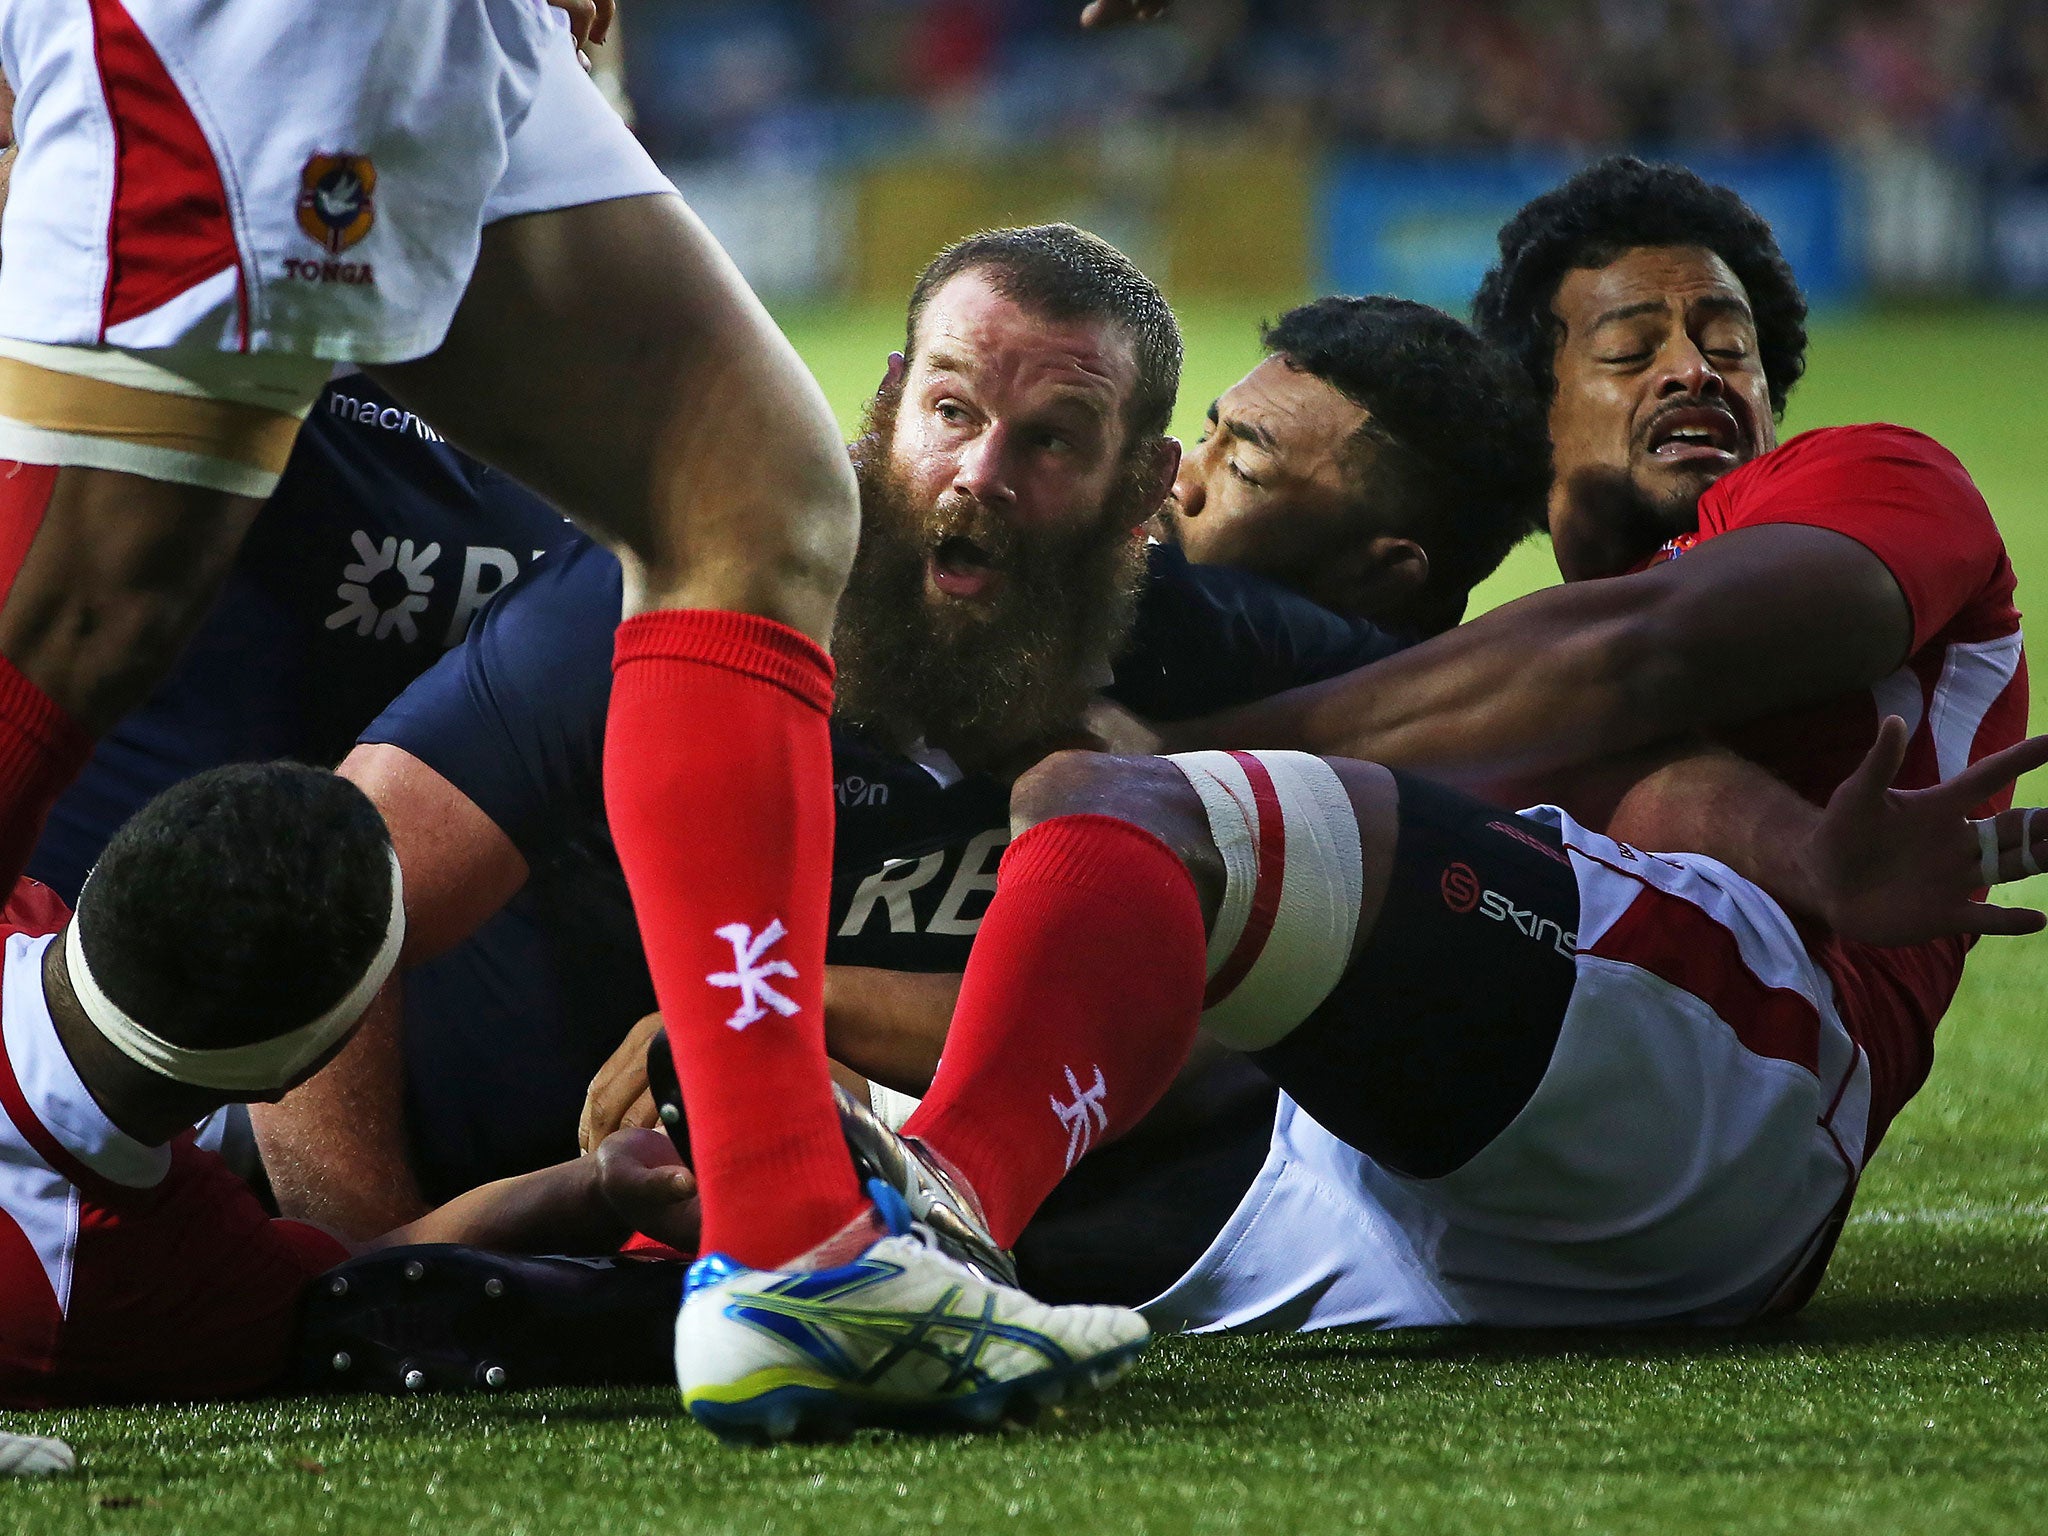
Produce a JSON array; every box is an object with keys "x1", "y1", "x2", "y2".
[
  {"x1": 78, "y1": 762, "x2": 394, "y2": 1051},
  {"x1": 1471, "y1": 156, "x2": 1808, "y2": 419},
  {"x1": 905, "y1": 223, "x2": 1183, "y2": 443},
  {"x1": 1263, "y1": 295, "x2": 1552, "y2": 603}
]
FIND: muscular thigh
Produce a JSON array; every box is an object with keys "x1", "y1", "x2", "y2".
[
  {"x1": 368, "y1": 193, "x2": 855, "y2": 633},
  {"x1": 1251, "y1": 771, "x2": 1582, "y2": 1179}
]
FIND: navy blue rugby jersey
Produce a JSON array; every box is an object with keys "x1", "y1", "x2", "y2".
[
  {"x1": 27, "y1": 376, "x2": 578, "y2": 903},
  {"x1": 369, "y1": 534, "x2": 1406, "y2": 1198}
]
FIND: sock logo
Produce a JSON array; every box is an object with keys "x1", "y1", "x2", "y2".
[
  {"x1": 1050, "y1": 1065, "x2": 1108, "y2": 1169},
  {"x1": 707, "y1": 919, "x2": 801, "y2": 1030}
]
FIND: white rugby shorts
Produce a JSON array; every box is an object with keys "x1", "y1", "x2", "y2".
[
  {"x1": 0, "y1": 0, "x2": 672, "y2": 363},
  {"x1": 1143, "y1": 809, "x2": 1871, "y2": 1334}
]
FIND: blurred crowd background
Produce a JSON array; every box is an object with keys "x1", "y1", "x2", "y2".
[{"x1": 599, "y1": 0, "x2": 2048, "y2": 303}]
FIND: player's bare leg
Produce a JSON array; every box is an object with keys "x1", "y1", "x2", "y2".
[
  {"x1": 369, "y1": 191, "x2": 863, "y2": 1268},
  {"x1": 898, "y1": 750, "x2": 1401, "y2": 1247},
  {"x1": 0, "y1": 422, "x2": 301, "y2": 890},
  {"x1": 366, "y1": 195, "x2": 1149, "y2": 1439},
  {"x1": 0, "y1": 474, "x2": 260, "y2": 733}
]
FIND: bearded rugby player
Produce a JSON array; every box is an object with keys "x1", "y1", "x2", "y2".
[
  {"x1": 0, "y1": 0, "x2": 1177, "y2": 1433},
  {"x1": 824, "y1": 156, "x2": 2041, "y2": 1336},
  {"x1": 254, "y1": 239, "x2": 1546, "y2": 1314}
]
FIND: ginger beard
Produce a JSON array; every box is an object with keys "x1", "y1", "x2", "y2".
[{"x1": 834, "y1": 381, "x2": 1151, "y2": 770}]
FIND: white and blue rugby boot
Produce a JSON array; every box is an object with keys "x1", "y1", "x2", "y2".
[
  {"x1": 831, "y1": 1081, "x2": 1019, "y2": 1288},
  {"x1": 676, "y1": 1181, "x2": 1149, "y2": 1443}
]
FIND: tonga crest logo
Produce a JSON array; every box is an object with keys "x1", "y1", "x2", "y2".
[{"x1": 296, "y1": 154, "x2": 377, "y2": 253}]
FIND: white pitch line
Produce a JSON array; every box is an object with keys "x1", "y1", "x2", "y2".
[{"x1": 1849, "y1": 1202, "x2": 2048, "y2": 1228}]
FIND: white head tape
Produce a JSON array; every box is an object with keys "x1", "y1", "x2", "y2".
[{"x1": 65, "y1": 847, "x2": 406, "y2": 1093}]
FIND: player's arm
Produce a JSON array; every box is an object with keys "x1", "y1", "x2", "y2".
[
  {"x1": 1600, "y1": 727, "x2": 2048, "y2": 946},
  {"x1": 577, "y1": 970, "x2": 963, "y2": 1152},
  {"x1": 361, "y1": 1128, "x2": 698, "y2": 1256},
  {"x1": 822, "y1": 968, "x2": 961, "y2": 1093},
  {"x1": 1172, "y1": 523, "x2": 1912, "y2": 785},
  {"x1": 251, "y1": 745, "x2": 529, "y2": 1238}
]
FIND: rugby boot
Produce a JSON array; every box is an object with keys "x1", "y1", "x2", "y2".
[
  {"x1": 676, "y1": 1180, "x2": 1149, "y2": 1444},
  {"x1": 648, "y1": 1035, "x2": 1014, "y2": 1286},
  {"x1": 295, "y1": 1245, "x2": 684, "y2": 1394},
  {"x1": 831, "y1": 1080, "x2": 1019, "y2": 1287}
]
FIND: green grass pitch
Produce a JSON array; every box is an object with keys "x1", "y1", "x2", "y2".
[{"x1": 7, "y1": 306, "x2": 2048, "y2": 1536}]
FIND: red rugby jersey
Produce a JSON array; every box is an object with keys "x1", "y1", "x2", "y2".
[
  {"x1": 1671, "y1": 423, "x2": 2026, "y2": 1152},
  {"x1": 0, "y1": 881, "x2": 348, "y2": 1407}
]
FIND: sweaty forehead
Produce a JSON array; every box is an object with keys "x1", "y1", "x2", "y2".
[
  {"x1": 1221, "y1": 357, "x2": 1369, "y2": 460},
  {"x1": 1552, "y1": 245, "x2": 1751, "y2": 337},
  {"x1": 911, "y1": 270, "x2": 1137, "y2": 403}
]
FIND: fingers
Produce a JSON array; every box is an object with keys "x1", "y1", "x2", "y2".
[
  {"x1": 593, "y1": 1128, "x2": 696, "y2": 1213},
  {"x1": 591, "y1": 0, "x2": 615, "y2": 46},
  {"x1": 1956, "y1": 899, "x2": 2048, "y2": 938},
  {"x1": 622, "y1": 1086, "x2": 659, "y2": 1134},
  {"x1": 1935, "y1": 731, "x2": 2048, "y2": 811},
  {"x1": 1841, "y1": 714, "x2": 1911, "y2": 806},
  {"x1": 1976, "y1": 806, "x2": 2048, "y2": 884},
  {"x1": 578, "y1": 1066, "x2": 645, "y2": 1152},
  {"x1": 578, "y1": 1013, "x2": 665, "y2": 1152},
  {"x1": 551, "y1": 0, "x2": 597, "y2": 49}
]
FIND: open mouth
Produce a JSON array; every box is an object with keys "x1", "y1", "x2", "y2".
[
  {"x1": 1645, "y1": 404, "x2": 1746, "y2": 466},
  {"x1": 929, "y1": 534, "x2": 1001, "y2": 599}
]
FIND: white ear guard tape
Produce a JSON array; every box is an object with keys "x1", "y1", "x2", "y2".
[{"x1": 67, "y1": 847, "x2": 405, "y2": 1093}]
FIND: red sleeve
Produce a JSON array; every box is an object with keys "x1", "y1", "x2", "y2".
[
  {"x1": 57, "y1": 1145, "x2": 349, "y2": 1403},
  {"x1": 0, "y1": 878, "x2": 70, "y2": 940},
  {"x1": 1697, "y1": 424, "x2": 2003, "y2": 655}
]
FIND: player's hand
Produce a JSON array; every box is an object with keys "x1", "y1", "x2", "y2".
[
  {"x1": 548, "y1": 0, "x2": 613, "y2": 67},
  {"x1": 592, "y1": 1127, "x2": 700, "y2": 1252},
  {"x1": 1807, "y1": 716, "x2": 2048, "y2": 947},
  {"x1": 1079, "y1": 0, "x2": 1173, "y2": 27},
  {"x1": 578, "y1": 1011, "x2": 663, "y2": 1154}
]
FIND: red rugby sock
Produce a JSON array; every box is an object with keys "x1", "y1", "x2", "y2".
[
  {"x1": 0, "y1": 464, "x2": 92, "y2": 889},
  {"x1": 603, "y1": 609, "x2": 863, "y2": 1270},
  {"x1": 903, "y1": 815, "x2": 1208, "y2": 1248}
]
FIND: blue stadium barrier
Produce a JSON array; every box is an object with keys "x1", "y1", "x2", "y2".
[{"x1": 1321, "y1": 151, "x2": 1857, "y2": 312}]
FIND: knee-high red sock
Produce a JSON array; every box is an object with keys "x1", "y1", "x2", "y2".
[
  {"x1": 903, "y1": 815, "x2": 1208, "y2": 1248},
  {"x1": 0, "y1": 464, "x2": 92, "y2": 889},
  {"x1": 603, "y1": 609, "x2": 864, "y2": 1270}
]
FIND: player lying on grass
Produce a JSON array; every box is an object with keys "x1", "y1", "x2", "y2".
[
  {"x1": 0, "y1": 0, "x2": 1174, "y2": 1441},
  {"x1": 810, "y1": 155, "x2": 2037, "y2": 1333},
  {"x1": 260, "y1": 237, "x2": 1545, "y2": 1262},
  {"x1": 0, "y1": 761, "x2": 715, "y2": 1409}
]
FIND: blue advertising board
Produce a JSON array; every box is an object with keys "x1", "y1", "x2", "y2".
[{"x1": 1321, "y1": 151, "x2": 1856, "y2": 312}]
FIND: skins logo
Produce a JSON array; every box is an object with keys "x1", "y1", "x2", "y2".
[
  {"x1": 1443, "y1": 860, "x2": 1577, "y2": 957},
  {"x1": 297, "y1": 154, "x2": 377, "y2": 254}
]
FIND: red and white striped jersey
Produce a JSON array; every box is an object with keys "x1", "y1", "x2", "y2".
[
  {"x1": 0, "y1": 882, "x2": 346, "y2": 1408},
  {"x1": 1681, "y1": 423, "x2": 2027, "y2": 1152}
]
